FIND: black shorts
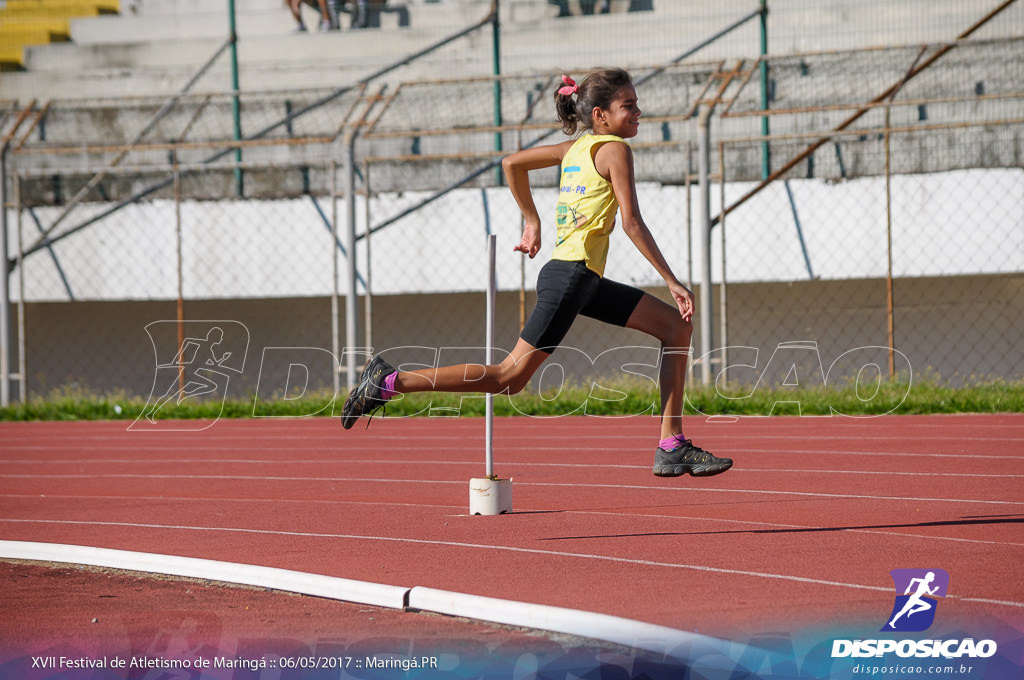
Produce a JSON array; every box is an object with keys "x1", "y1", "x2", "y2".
[{"x1": 520, "y1": 259, "x2": 646, "y2": 353}]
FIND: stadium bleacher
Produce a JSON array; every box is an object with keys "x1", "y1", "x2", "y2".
[
  {"x1": 1, "y1": 0, "x2": 1019, "y2": 104},
  {"x1": 0, "y1": 0, "x2": 120, "y2": 70}
]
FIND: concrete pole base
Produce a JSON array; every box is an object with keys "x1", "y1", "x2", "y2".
[{"x1": 469, "y1": 477, "x2": 512, "y2": 515}]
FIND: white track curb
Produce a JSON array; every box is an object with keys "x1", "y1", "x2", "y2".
[
  {"x1": 408, "y1": 586, "x2": 733, "y2": 661},
  {"x1": 0, "y1": 540, "x2": 409, "y2": 609},
  {"x1": 1, "y1": 540, "x2": 735, "y2": 661}
]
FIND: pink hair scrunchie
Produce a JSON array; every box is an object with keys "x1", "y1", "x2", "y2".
[{"x1": 557, "y1": 74, "x2": 578, "y2": 96}]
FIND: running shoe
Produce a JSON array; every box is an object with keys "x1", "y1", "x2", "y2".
[
  {"x1": 340, "y1": 355, "x2": 396, "y2": 429},
  {"x1": 653, "y1": 439, "x2": 733, "y2": 477}
]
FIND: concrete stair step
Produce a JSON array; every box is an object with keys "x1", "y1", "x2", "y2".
[
  {"x1": 6, "y1": 0, "x2": 1021, "y2": 103},
  {"x1": 0, "y1": 49, "x2": 490, "y2": 100},
  {"x1": 24, "y1": 27, "x2": 464, "y2": 71},
  {"x1": 68, "y1": 2, "x2": 490, "y2": 45},
  {"x1": 126, "y1": 0, "x2": 284, "y2": 16},
  {"x1": 69, "y1": 12, "x2": 297, "y2": 45},
  {"x1": 2, "y1": 0, "x2": 119, "y2": 14},
  {"x1": 0, "y1": 27, "x2": 71, "y2": 69},
  {"x1": 0, "y1": 0, "x2": 119, "y2": 67},
  {"x1": 31, "y1": 4, "x2": 730, "y2": 74}
]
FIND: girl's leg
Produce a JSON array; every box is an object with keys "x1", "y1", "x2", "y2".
[
  {"x1": 623, "y1": 293, "x2": 731, "y2": 477},
  {"x1": 344, "y1": 260, "x2": 588, "y2": 428},
  {"x1": 393, "y1": 337, "x2": 549, "y2": 397},
  {"x1": 288, "y1": 0, "x2": 303, "y2": 24},
  {"x1": 340, "y1": 340, "x2": 548, "y2": 429},
  {"x1": 313, "y1": 0, "x2": 332, "y2": 26},
  {"x1": 623, "y1": 293, "x2": 693, "y2": 441}
]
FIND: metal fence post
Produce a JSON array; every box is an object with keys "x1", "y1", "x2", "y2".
[
  {"x1": 228, "y1": 0, "x2": 243, "y2": 197},
  {"x1": 173, "y1": 153, "x2": 185, "y2": 395},
  {"x1": 363, "y1": 162, "x2": 373, "y2": 353},
  {"x1": 698, "y1": 103, "x2": 714, "y2": 386},
  {"x1": 491, "y1": 0, "x2": 503, "y2": 184},
  {"x1": 759, "y1": 0, "x2": 770, "y2": 179},
  {"x1": 343, "y1": 132, "x2": 360, "y2": 389},
  {"x1": 14, "y1": 171, "x2": 25, "y2": 403},
  {"x1": 331, "y1": 159, "x2": 341, "y2": 398},
  {"x1": 884, "y1": 106, "x2": 896, "y2": 380},
  {"x1": 0, "y1": 144, "x2": 9, "y2": 406},
  {"x1": 719, "y1": 140, "x2": 728, "y2": 386}
]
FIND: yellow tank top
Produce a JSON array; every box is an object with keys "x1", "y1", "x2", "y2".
[{"x1": 551, "y1": 133, "x2": 623, "y2": 277}]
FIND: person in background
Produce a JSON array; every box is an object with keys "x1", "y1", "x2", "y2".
[
  {"x1": 342, "y1": 0, "x2": 371, "y2": 29},
  {"x1": 288, "y1": 0, "x2": 337, "y2": 32}
]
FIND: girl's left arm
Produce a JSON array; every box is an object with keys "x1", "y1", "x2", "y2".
[
  {"x1": 601, "y1": 142, "x2": 695, "y2": 322},
  {"x1": 502, "y1": 141, "x2": 573, "y2": 258}
]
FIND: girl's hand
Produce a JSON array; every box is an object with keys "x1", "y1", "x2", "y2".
[
  {"x1": 669, "y1": 282, "x2": 695, "y2": 323},
  {"x1": 514, "y1": 221, "x2": 541, "y2": 258}
]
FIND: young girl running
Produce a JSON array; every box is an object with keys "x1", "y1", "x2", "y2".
[{"x1": 342, "y1": 68, "x2": 732, "y2": 478}]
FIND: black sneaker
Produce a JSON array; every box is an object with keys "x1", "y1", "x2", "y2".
[
  {"x1": 653, "y1": 439, "x2": 733, "y2": 477},
  {"x1": 341, "y1": 355, "x2": 396, "y2": 430}
]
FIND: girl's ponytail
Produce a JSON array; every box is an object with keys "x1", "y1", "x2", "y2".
[
  {"x1": 554, "y1": 74, "x2": 581, "y2": 135},
  {"x1": 553, "y1": 69, "x2": 632, "y2": 136}
]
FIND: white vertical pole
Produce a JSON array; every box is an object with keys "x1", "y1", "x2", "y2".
[
  {"x1": 485, "y1": 233, "x2": 496, "y2": 478},
  {"x1": 469, "y1": 233, "x2": 509, "y2": 515}
]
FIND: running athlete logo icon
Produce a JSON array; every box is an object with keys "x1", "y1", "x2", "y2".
[
  {"x1": 131, "y1": 320, "x2": 249, "y2": 431},
  {"x1": 881, "y1": 568, "x2": 950, "y2": 632}
]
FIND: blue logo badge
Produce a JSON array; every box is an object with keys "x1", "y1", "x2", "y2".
[{"x1": 881, "y1": 568, "x2": 949, "y2": 632}]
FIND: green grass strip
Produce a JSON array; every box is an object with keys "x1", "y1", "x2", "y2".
[{"x1": 1, "y1": 377, "x2": 1021, "y2": 422}]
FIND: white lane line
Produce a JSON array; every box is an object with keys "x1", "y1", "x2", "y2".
[
  {"x1": 723, "y1": 449, "x2": 1023, "y2": 460},
  {"x1": 735, "y1": 469, "x2": 1024, "y2": 478},
  {"x1": 0, "y1": 493, "x2": 465, "y2": 510},
  {"x1": 8, "y1": 492, "x2": 1022, "y2": 549},
  {"x1": 2, "y1": 422, "x2": 1020, "y2": 440},
  {"x1": 524, "y1": 482, "x2": 1024, "y2": 506},
  {"x1": 3, "y1": 493, "x2": 1022, "y2": 548},
  {"x1": 5, "y1": 460, "x2": 1022, "y2": 479},
  {"x1": 568, "y1": 510, "x2": 1024, "y2": 548},
  {"x1": 4, "y1": 453, "x2": 1024, "y2": 466},
  {"x1": 0, "y1": 473, "x2": 463, "y2": 484},
  {"x1": 2, "y1": 426, "x2": 1022, "y2": 447},
  {"x1": 4, "y1": 474, "x2": 1022, "y2": 506},
  {"x1": 4, "y1": 446, "x2": 1022, "y2": 460},
  {"x1": 2, "y1": 519, "x2": 1021, "y2": 610}
]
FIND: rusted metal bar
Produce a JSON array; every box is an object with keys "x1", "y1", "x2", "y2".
[
  {"x1": 721, "y1": 116, "x2": 1024, "y2": 145},
  {"x1": 14, "y1": 101, "x2": 48, "y2": 150},
  {"x1": 12, "y1": 134, "x2": 336, "y2": 156},
  {"x1": 25, "y1": 36, "x2": 236, "y2": 253},
  {"x1": 12, "y1": 7, "x2": 500, "y2": 267},
  {"x1": 363, "y1": 137, "x2": 699, "y2": 164},
  {"x1": 711, "y1": 0, "x2": 1020, "y2": 227},
  {"x1": 721, "y1": 91, "x2": 1024, "y2": 119}
]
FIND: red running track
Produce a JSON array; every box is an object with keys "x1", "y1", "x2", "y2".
[{"x1": 1, "y1": 413, "x2": 1022, "y2": 642}]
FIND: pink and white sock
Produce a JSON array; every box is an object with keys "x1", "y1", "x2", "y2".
[
  {"x1": 381, "y1": 372, "x2": 399, "y2": 400},
  {"x1": 659, "y1": 434, "x2": 687, "y2": 451}
]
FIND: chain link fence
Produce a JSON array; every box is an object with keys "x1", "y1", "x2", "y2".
[
  {"x1": 717, "y1": 130, "x2": 1023, "y2": 392},
  {"x1": 1, "y1": 27, "x2": 1021, "y2": 405},
  {"x1": 712, "y1": 37, "x2": 1023, "y2": 390}
]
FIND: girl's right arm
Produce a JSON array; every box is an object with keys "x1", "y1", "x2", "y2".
[
  {"x1": 599, "y1": 140, "x2": 696, "y2": 322},
  {"x1": 502, "y1": 141, "x2": 574, "y2": 258}
]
